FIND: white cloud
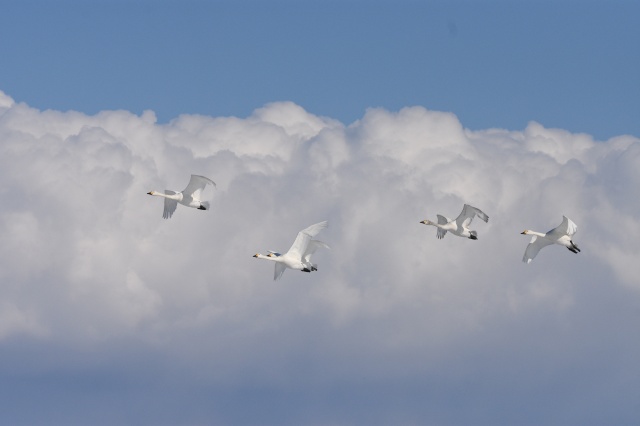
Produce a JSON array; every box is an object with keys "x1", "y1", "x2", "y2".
[{"x1": 1, "y1": 90, "x2": 639, "y2": 423}]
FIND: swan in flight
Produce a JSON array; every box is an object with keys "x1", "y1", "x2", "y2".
[
  {"x1": 521, "y1": 215, "x2": 580, "y2": 263},
  {"x1": 147, "y1": 174, "x2": 216, "y2": 219},
  {"x1": 420, "y1": 204, "x2": 489, "y2": 240},
  {"x1": 253, "y1": 221, "x2": 330, "y2": 280}
]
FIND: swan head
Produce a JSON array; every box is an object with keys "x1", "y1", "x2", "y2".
[
  {"x1": 147, "y1": 191, "x2": 155, "y2": 195},
  {"x1": 521, "y1": 230, "x2": 530, "y2": 235},
  {"x1": 420, "y1": 220, "x2": 430, "y2": 225},
  {"x1": 253, "y1": 253, "x2": 260, "y2": 258}
]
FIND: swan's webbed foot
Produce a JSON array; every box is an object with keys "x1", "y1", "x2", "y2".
[
  {"x1": 198, "y1": 205, "x2": 207, "y2": 210},
  {"x1": 311, "y1": 266, "x2": 317, "y2": 271},
  {"x1": 568, "y1": 241, "x2": 580, "y2": 253},
  {"x1": 302, "y1": 268, "x2": 311, "y2": 273},
  {"x1": 468, "y1": 235, "x2": 478, "y2": 240}
]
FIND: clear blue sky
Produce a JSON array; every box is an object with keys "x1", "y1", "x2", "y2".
[{"x1": 1, "y1": 0, "x2": 638, "y2": 140}]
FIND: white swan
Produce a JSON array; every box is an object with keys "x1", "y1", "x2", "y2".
[
  {"x1": 147, "y1": 174, "x2": 216, "y2": 219},
  {"x1": 253, "y1": 221, "x2": 330, "y2": 280},
  {"x1": 521, "y1": 215, "x2": 580, "y2": 263},
  {"x1": 420, "y1": 204, "x2": 489, "y2": 240}
]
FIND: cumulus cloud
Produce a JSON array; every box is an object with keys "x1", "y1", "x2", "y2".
[{"x1": 0, "y1": 89, "x2": 639, "y2": 424}]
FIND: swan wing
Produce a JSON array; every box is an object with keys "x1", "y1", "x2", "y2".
[
  {"x1": 456, "y1": 204, "x2": 489, "y2": 228},
  {"x1": 162, "y1": 190, "x2": 178, "y2": 219},
  {"x1": 286, "y1": 221, "x2": 328, "y2": 260},
  {"x1": 274, "y1": 262, "x2": 286, "y2": 280},
  {"x1": 436, "y1": 214, "x2": 449, "y2": 239},
  {"x1": 303, "y1": 240, "x2": 330, "y2": 263},
  {"x1": 436, "y1": 214, "x2": 450, "y2": 225},
  {"x1": 522, "y1": 235, "x2": 554, "y2": 263},
  {"x1": 547, "y1": 215, "x2": 578, "y2": 238},
  {"x1": 182, "y1": 174, "x2": 216, "y2": 200}
]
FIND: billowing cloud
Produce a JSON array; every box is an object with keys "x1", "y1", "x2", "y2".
[{"x1": 0, "y1": 90, "x2": 638, "y2": 424}]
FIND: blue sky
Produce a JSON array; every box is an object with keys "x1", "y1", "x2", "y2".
[
  {"x1": 1, "y1": 1, "x2": 640, "y2": 425},
  {"x1": 1, "y1": 0, "x2": 638, "y2": 140}
]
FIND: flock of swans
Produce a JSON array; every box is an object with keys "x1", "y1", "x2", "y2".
[
  {"x1": 148, "y1": 175, "x2": 581, "y2": 279},
  {"x1": 420, "y1": 204, "x2": 580, "y2": 264}
]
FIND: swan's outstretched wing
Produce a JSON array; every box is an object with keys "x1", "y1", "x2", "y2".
[
  {"x1": 274, "y1": 262, "x2": 286, "y2": 280},
  {"x1": 182, "y1": 175, "x2": 216, "y2": 200},
  {"x1": 522, "y1": 235, "x2": 554, "y2": 263},
  {"x1": 303, "y1": 240, "x2": 330, "y2": 263},
  {"x1": 286, "y1": 221, "x2": 328, "y2": 259},
  {"x1": 546, "y1": 216, "x2": 578, "y2": 238},
  {"x1": 455, "y1": 204, "x2": 489, "y2": 228},
  {"x1": 436, "y1": 215, "x2": 450, "y2": 239},
  {"x1": 163, "y1": 190, "x2": 179, "y2": 219}
]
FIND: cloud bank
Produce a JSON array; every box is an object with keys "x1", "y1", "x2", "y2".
[{"x1": 0, "y1": 90, "x2": 639, "y2": 425}]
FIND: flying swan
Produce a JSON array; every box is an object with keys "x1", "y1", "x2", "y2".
[
  {"x1": 521, "y1": 215, "x2": 580, "y2": 263},
  {"x1": 420, "y1": 204, "x2": 489, "y2": 240},
  {"x1": 147, "y1": 174, "x2": 216, "y2": 219},
  {"x1": 253, "y1": 221, "x2": 330, "y2": 280}
]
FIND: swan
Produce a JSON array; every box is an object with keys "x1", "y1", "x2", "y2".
[
  {"x1": 420, "y1": 204, "x2": 489, "y2": 240},
  {"x1": 521, "y1": 215, "x2": 580, "y2": 263},
  {"x1": 147, "y1": 174, "x2": 216, "y2": 219},
  {"x1": 253, "y1": 221, "x2": 330, "y2": 280}
]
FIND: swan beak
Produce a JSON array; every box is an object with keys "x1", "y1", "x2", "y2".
[
  {"x1": 520, "y1": 230, "x2": 527, "y2": 234},
  {"x1": 147, "y1": 191, "x2": 153, "y2": 195},
  {"x1": 419, "y1": 220, "x2": 426, "y2": 224},
  {"x1": 253, "y1": 253, "x2": 259, "y2": 258}
]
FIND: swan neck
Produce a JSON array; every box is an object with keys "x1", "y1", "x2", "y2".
[
  {"x1": 421, "y1": 220, "x2": 440, "y2": 228},
  {"x1": 255, "y1": 254, "x2": 277, "y2": 261},
  {"x1": 152, "y1": 191, "x2": 182, "y2": 201}
]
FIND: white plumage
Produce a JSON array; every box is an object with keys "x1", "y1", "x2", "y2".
[
  {"x1": 147, "y1": 175, "x2": 216, "y2": 219},
  {"x1": 521, "y1": 215, "x2": 580, "y2": 263},
  {"x1": 254, "y1": 221, "x2": 330, "y2": 280},
  {"x1": 420, "y1": 204, "x2": 489, "y2": 240}
]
